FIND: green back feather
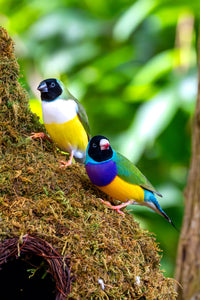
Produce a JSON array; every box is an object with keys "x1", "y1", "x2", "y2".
[
  {"x1": 76, "y1": 101, "x2": 91, "y2": 140},
  {"x1": 59, "y1": 81, "x2": 90, "y2": 139},
  {"x1": 113, "y1": 151, "x2": 162, "y2": 197}
]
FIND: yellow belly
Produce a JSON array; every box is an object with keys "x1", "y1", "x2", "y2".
[
  {"x1": 44, "y1": 115, "x2": 88, "y2": 153},
  {"x1": 97, "y1": 175, "x2": 145, "y2": 203}
]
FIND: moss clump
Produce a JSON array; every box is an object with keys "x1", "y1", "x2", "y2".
[{"x1": 0, "y1": 27, "x2": 177, "y2": 299}]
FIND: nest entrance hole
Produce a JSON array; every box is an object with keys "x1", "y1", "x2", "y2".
[
  {"x1": 0, "y1": 254, "x2": 56, "y2": 300},
  {"x1": 0, "y1": 235, "x2": 71, "y2": 300}
]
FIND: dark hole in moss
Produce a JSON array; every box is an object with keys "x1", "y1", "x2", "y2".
[
  {"x1": 0, "y1": 254, "x2": 56, "y2": 300},
  {"x1": 0, "y1": 235, "x2": 71, "y2": 299}
]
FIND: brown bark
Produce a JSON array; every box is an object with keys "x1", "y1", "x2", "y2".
[{"x1": 175, "y1": 28, "x2": 200, "y2": 300}]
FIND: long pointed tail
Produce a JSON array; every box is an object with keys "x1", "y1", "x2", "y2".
[
  {"x1": 159, "y1": 209, "x2": 179, "y2": 231},
  {"x1": 143, "y1": 190, "x2": 178, "y2": 231}
]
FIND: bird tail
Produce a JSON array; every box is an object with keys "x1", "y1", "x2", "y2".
[
  {"x1": 73, "y1": 150, "x2": 86, "y2": 164},
  {"x1": 143, "y1": 190, "x2": 178, "y2": 230}
]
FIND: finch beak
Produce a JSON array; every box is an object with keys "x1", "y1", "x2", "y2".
[
  {"x1": 37, "y1": 82, "x2": 48, "y2": 92},
  {"x1": 100, "y1": 139, "x2": 110, "y2": 151}
]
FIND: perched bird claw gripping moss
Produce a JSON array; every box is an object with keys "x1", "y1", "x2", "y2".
[{"x1": 30, "y1": 131, "x2": 52, "y2": 143}]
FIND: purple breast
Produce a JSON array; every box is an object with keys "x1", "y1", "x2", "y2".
[{"x1": 85, "y1": 160, "x2": 117, "y2": 187}]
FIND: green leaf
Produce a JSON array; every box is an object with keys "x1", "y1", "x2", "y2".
[
  {"x1": 113, "y1": 0, "x2": 157, "y2": 42},
  {"x1": 123, "y1": 49, "x2": 181, "y2": 102},
  {"x1": 117, "y1": 85, "x2": 179, "y2": 162},
  {"x1": 132, "y1": 50, "x2": 178, "y2": 85}
]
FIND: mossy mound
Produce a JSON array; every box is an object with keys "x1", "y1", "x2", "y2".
[{"x1": 0, "y1": 27, "x2": 177, "y2": 299}]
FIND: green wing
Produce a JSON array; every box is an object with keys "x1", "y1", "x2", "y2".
[
  {"x1": 113, "y1": 151, "x2": 162, "y2": 197},
  {"x1": 62, "y1": 86, "x2": 91, "y2": 139},
  {"x1": 76, "y1": 100, "x2": 91, "y2": 140}
]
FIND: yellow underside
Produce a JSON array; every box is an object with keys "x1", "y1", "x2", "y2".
[
  {"x1": 98, "y1": 175, "x2": 145, "y2": 203},
  {"x1": 44, "y1": 115, "x2": 88, "y2": 153}
]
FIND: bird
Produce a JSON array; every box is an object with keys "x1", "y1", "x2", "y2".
[
  {"x1": 85, "y1": 135, "x2": 176, "y2": 228},
  {"x1": 31, "y1": 78, "x2": 90, "y2": 166}
]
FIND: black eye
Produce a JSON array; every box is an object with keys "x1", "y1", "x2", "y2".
[
  {"x1": 50, "y1": 82, "x2": 56, "y2": 88},
  {"x1": 92, "y1": 143, "x2": 97, "y2": 148}
]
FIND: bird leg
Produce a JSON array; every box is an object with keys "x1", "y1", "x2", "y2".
[
  {"x1": 99, "y1": 199, "x2": 133, "y2": 216},
  {"x1": 59, "y1": 150, "x2": 74, "y2": 168},
  {"x1": 30, "y1": 132, "x2": 52, "y2": 143}
]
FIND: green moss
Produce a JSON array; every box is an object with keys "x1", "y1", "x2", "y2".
[{"x1": 0, "y1": 27, "x2": 177, "y2": 299}]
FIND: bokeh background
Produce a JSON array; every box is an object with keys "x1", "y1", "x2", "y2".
[{"x1": 1, "y1": 0, "x2": 199, "y2": 277}]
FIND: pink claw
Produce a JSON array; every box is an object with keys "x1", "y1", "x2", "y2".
[
  {"x1": 99, "y1": 199, "x2": 132, "y2": 216},
  {"x1": 59, "y1": 151, "x2": 74, "y2": 168},
  {"x1": 30, "y1": 132, "x2": 52, "y2": 143}
]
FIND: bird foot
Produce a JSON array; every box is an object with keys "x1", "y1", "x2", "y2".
[
  {"x1": 99, "y1": 199, "x2": 132, "y2": 216},
  {"x1": 59, "y1": 151, "x2": 74, "y2": 168},
  {"x1": 59, "y1": 160, "x2": 72, "y2": 168},
  {"x1": 30, "y1": 132, "x2": 52, "y2": 143}
]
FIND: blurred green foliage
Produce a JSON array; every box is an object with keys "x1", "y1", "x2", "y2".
[{"x1": 1, "y1": 0, "x2": 199, "y2": 277}]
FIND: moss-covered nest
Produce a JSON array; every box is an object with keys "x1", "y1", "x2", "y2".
[{"x1": 0, "y1": 27, "x2": 177, "y2": 299}]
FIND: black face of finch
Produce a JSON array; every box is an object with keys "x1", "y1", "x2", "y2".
[
  {"x1": 37, "y1": 78, "x2": 62, "y2": 101},
  {"x1": 88, "y1": 135, "x2": 113, "y2": 162}
]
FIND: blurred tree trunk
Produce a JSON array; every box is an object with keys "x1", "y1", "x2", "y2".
[{"x1": 175, "y1": 28, "x2": 200, "y2": 300}]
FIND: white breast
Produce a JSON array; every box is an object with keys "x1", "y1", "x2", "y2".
[{"x1": 41, "y1": 99, "x2": 78, "y2": 124}]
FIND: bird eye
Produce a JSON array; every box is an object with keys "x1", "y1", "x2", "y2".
[
  {"x1": 50, "y1": 82, "x2": 56, "y2": 88},
  {"x1": 92, "y1": 143, "x2": 97, "y2": 148}
]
